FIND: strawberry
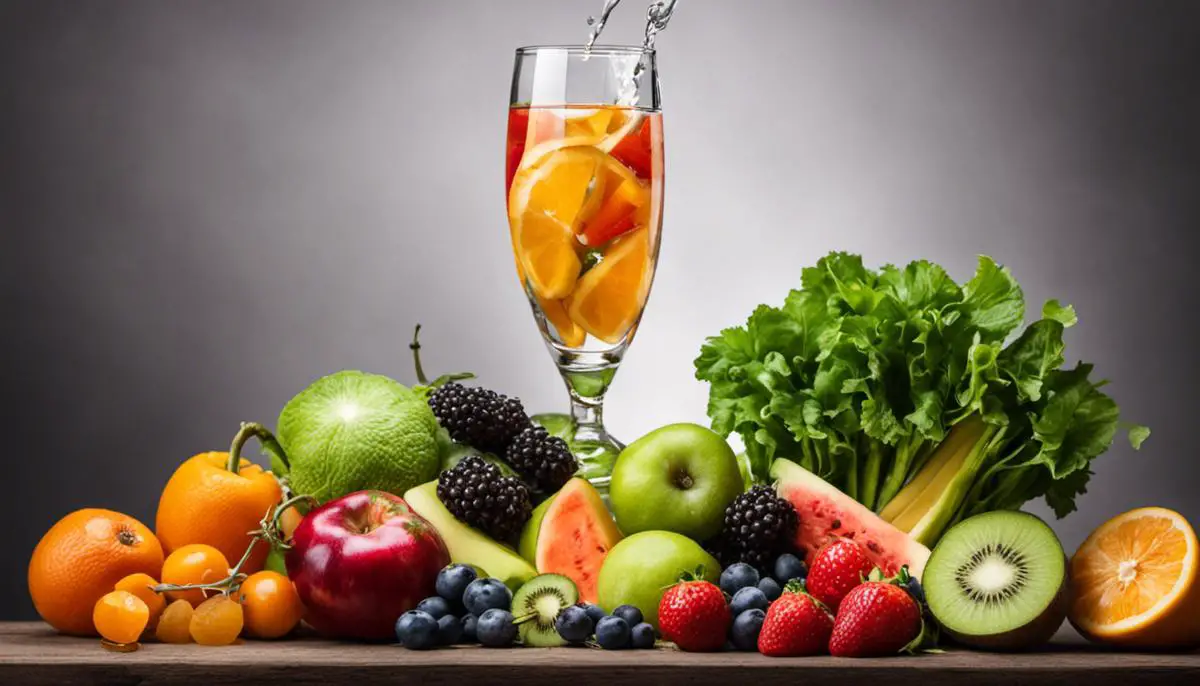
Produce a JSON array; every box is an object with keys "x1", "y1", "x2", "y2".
[
  {"x1": 806, "y1": 538, "x2": 873, "y2": 613},
  {"x1": 657, "y1": 571, "x2": 730, "y2": 652},
  {"x1": 829, "y1": 580, "x2": 922, "y2": 657},
  {"x1": 757, "y1": 583, "x2": 834, "y2": 657}
]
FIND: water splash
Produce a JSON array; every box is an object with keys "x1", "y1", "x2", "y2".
[
  {"x1": 642, "y1": 0, "x2": 680, "y2": 50},
  {"x1": 585, "y1": 0, "x2": 624, "y2": 52},
  {"x1": 585, "y1": 0, "x2": 681, "y2": 52},
  {"x1": 582, "y1": 0, "x2": 682, "y2": 106}
]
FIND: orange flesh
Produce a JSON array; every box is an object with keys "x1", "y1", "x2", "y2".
[
  {"x1": 506, "y1": 105, "x2": 662, "y2": 349},
  {"x1": 1071, "y1": 511, "x2": 1192, "y2": 630}
]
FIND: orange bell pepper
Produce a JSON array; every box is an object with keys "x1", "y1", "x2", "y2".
[{"x1": 155, "y1": 443, "x2": 282, "y2": 576}]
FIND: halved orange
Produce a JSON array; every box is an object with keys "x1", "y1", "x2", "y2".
[
  {"x1": 566, "y1": 228, "x2": 652, "y2": 344},
  {"x1": 1069, "y1": 507, "x2": 1200, "y2": 648}
]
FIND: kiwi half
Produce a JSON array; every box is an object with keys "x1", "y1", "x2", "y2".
[
  {"x1": 924, "y1": 510, "x2": 1067, "y2": 651},
  {"x1": 511, "y1": 573, "x2": 579, "y2": 647}
]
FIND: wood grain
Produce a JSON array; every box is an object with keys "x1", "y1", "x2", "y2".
[{"x1": 1, "y1": 622, "x2": 1197, "y2": 685}]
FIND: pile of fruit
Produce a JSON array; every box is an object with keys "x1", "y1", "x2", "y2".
[{"x1": 24, "y1": 256, "x2": 1200, "y2": 656}]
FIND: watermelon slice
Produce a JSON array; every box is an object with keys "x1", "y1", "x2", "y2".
[
  {"x1": 771, "y1": 458, "x2": 931, "y2": 578},
  {"x1": 518, "y1": 478, "x2": 622, "y2": 603}
]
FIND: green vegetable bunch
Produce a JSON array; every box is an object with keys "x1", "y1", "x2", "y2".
[{"x1": 695, "y1": 252, "x2": 1147, "y2": 546}]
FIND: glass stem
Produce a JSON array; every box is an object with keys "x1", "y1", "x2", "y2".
[
  {"x1": 568, "y1": 380, "x2": 606, "y2": 434},
  {"x1": 558, "y1": 365, "x2": 624, "y2": 492}
]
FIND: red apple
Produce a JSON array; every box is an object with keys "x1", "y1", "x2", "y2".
[{"x1": 287, "y1": 490, "x2": 449, "y2": 640}]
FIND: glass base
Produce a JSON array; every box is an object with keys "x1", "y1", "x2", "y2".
[{"x1": 571, "y1": 426, "x2": 624, "y2": 497}]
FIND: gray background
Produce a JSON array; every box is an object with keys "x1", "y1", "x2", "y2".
[{"x1": 2, "y1": 0, "x2": 1197, "y2": 623}]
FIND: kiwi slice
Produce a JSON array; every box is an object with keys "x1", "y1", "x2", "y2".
[
  {"x1": 924, "y1": 510, "x2": 1067, "y2": 651},
  {"x1": 511, "y1": 573, "x2": 579, "y2": 647}
]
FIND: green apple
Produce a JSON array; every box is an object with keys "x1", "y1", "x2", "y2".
[
  {"x1": 609, "y1": 423, "x2": 743, "y2": 541},
  {"x1": 597, "y1": 530, "x2": 720, "y2": 628}
]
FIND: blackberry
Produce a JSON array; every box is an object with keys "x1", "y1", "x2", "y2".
[
  {"x1": 437, "y1": 456, "x2": 532, "y2": 542},
  {"x1": 711, "y1": 485, "x2": 799, "y2": 570},
  {"x1": 504, "y1": 426, "x2": 578, "y2": 494},
  {"x1": 428, "y1": 383, "x2": 531, "y2": 454}
]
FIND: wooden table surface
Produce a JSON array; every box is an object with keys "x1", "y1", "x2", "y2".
[{"x1": 1, "y1": 621, "x2": 1198, "y2": 685}]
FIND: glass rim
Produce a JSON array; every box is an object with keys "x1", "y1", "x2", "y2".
[{"x1": 515, "y1": 44, "x2": 655, "y2": 57}]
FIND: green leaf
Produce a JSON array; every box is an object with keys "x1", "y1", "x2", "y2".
[
  {"x1": 1042, "y1": 299, "x2": 1078, "y2": 328},
  {"x1": 1128, "y1": 425, "x2": 1151, "y2": 450},
  {"x1": 998, "y1": 319, "x2": 1066, "y2": 403},
  {"x1": 1044, "y1": 468, "x2": 1092, "y2": 518},
  {"x1": 694, "y1": 251, "x2": 1142, "y2": 530},
  {"x1": 961, "y1": 256, "x2": 1025, "y2": 342},
  {"x1": 1029, "y1": 364, "x2": 1120, "y2": 479}
]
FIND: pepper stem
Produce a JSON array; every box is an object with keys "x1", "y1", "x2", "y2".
[{"x1": 228, "y1": 421, "x2": 288, "y2": 474}]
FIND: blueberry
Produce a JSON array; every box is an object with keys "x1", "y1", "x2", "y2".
[
  {"x1": 757, "y1": 577, "x2": 782, "y2": 602},
  {"x1": 476, "y1": 609, "x2": 518, "y2": 647},
  {"x1": 395, "y1": 610, "x2": 439, "y2": 650},
  {"x1": 416, "y1": 596, "x2": 452, "y2": 620},
  {"x1": 905, "y1": 576, "x2": 926, "y2": 605},
  {"x1": 611, "y1": 604, "x2": 643, "y2": 627},
  {"x1": 555, "y1": 605, "x2": 593, "y2": 643},
  {"x1": 578, "y1": 602, "x2": 607, "y2": 626},
  {"x1": 436, "y1": 564, "x2": 478, "y2": 609},
  {"x1": 729, "y1": 608, "x2": 765, "y2": 651},
  {"x1": 461, "y1": 614, "x2": 478, "y2": 643},
  {"x1": 463, "y1": 578, "x2": 512, "y2": 616},
  {"x1": 436, "y1": 613, "x2": 463, "y2": 645},
  {"x1": 630, "y1": 622, "x2": 656, "y2": 649},
  {"x1": 595, "y1": 616, "x2": 631, "y2": 650},
  {"x1": 730, "y1": 586, "x2": 770, "y2": 616},
  {"x1": 720, "y1": 563, "x2": 760, "y2": 596},
  {"x1": 772, "y1": 553, "x2": 807, "y2": 584}
]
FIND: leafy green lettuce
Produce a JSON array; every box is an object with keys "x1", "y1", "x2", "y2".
[{"x1": 695, "y1": 253, "x2": 1145, "y2": 543}]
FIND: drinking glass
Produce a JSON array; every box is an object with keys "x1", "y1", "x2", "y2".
[{"x1": 507, "y1": 46, "x2": 663, "y2": 490}]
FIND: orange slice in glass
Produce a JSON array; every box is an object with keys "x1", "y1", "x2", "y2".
[
  {"x1": 509, "y1": 147, "x2": 609, "y2": 299},
  {"x1": 566, "y1": 228, "x2": 652, "y2": 344},
  {"x1": 580, "y1": 177, "x2": 649, "y2": 247},
  {"x1": 538, "y1": 295, "x2": 586, "y2": 348},
  {"x1": 1069, "y1": 507, "x2": 1200, "y2": 647}
]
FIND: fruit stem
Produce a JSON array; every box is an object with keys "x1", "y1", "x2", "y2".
[
  {"x1": 229, "y1": 421, "x2": 288, "y2": 474},
  {"x1": 411, "y1": 324, "x2": 429, "y2": 385},
  {"x1": 410, "y1": 324, "x2": 475, "y2": 391},
  {"x1": 152, "y1": 537, "x2": 260, "y2": 597},
  {"x1": 256, "y1": 493, "x2": 319, "y2": 551}
]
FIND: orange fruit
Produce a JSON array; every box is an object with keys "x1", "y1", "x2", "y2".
[
  {"x1": 93, "y1": 590, "x2": 149, "y2": 645},
  {"x1": 237, "y1": 571, "x2": 304, "y2": 639},
  {"x1": 1069, "y1": 507, "x2": 1200, "y2": 647},
  {"x1": 28, "y1": 509, "x2": 164, "y2": 636},
  {"x1": 190, "y1": 595, "x2": 244, "y2": 646},
  {"x1": 156, "y1": 451, "x2": 281, "y2": 576},
  {"x1": 114, "y1": 573, "x2": 166, "y2": 630},
  {"x1": 160, "y1": 544, "x2": 230, "y2": 607},
  {"x1": 155, "y1": 599, "x2": 194, "y2": 644},
  {"x1": 566, "y1": 228, "x2": 653, "y2": 344}
]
